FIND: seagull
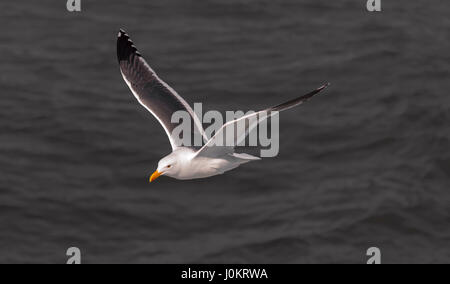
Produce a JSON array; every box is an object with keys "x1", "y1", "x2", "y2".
[{"x1": 117, "y1": 30, "x2": 329, "y2": 182}]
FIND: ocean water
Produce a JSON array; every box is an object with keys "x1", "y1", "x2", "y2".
[{"x1": 0, "y1": 0, "x2": 449, "y2": 263}]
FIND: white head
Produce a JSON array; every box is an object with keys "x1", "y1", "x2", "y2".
[{"x1": 149, "y1": 149, "x2": 192, "y2": 182}]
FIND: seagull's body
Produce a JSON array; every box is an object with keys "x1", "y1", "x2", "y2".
[
  {"x1": 158, "y1": 148, "x2": 257, "y2": 180},
  {"x1": 117, "y1": 30, "x2": 329, "y2": 182}
]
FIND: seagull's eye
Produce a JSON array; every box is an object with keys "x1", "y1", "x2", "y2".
[{"x1": 167, "y1": 165, "x2": 172, "y2": 168}]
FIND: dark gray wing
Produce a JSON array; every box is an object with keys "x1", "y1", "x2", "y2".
[
  {"x1": 117, "y1": 30, "x2": 205, "y2": 150},
  {"x1": 270, "y1": 83, "x2": 330, "y2": 112},
  {"x1": 195, "y1": 83, "x2": 329, "y2": 157}
]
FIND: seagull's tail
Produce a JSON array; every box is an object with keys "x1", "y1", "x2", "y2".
[{"x1": 231, "y1": 153, "x2": 261, "y2": 162}]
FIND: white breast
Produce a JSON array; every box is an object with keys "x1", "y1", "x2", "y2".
[{"x1": 171, "y1": 151, "x2": 239, "y2": 180}]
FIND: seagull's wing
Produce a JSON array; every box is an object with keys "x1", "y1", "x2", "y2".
[
  {"x1": 117, "y1": 30, "x2": 206, "y2": 150},
  {"x1": 195, "y1": 83, "x2": 329, "y2": 158}
]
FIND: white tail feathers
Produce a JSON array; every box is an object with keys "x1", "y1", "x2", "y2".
[{"x1": 231, "y1": 153, "x2": 261, "y2": 161}]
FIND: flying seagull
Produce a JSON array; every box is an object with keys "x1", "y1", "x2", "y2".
[{"x1": 117, "y1": 29, "x2": 329, "y2": 182}]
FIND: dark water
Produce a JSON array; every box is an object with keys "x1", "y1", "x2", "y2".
[{"x1": 0, "y1": 0, "x2": 449, "y2": 263}]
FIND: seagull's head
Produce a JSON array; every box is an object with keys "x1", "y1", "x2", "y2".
[{"x1": 149, "y1": 154, "x2": 179, "y2": 182}]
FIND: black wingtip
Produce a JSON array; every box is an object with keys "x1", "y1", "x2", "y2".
[
  {"x1": 117, "y1": 29, "x2": 141, "y2": 63},
  {"x1": 118, "y1": 29, "x2": 129, "y2": 40},
  {"x1": 270, "y1": 82, "x2": 330, "y2": 111},
  {"x1": 319, "y1": 82, "x2": 331, "y2": 91},
  {"x1": 306, "y1": 82, "x2": 330, "y2": 99}
]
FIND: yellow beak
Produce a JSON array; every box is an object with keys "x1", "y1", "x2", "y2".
[{"x1": 149, "y1": 170, "x2": 162, "y2": 183}]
